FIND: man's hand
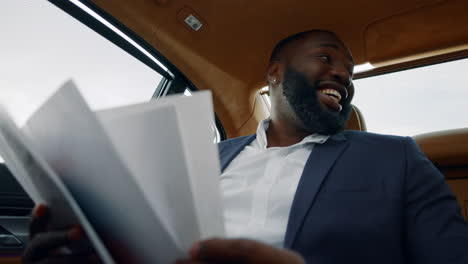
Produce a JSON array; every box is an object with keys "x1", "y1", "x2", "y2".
[
  {"x1": 23, "y1": 204, "x2": 101, "y2": 264},
  {"x1": 175, "y1": 238, "x2": 305, "y2": 264}
]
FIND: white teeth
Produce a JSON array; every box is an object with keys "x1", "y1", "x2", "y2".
[{"x1": 319, "y1": 89, "x2": 342, "y2": 101}]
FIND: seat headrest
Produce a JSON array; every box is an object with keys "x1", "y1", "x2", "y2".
[
  {"x1": 414, "y1": 128, "x2": 468, "y2": 169},
  {"x1": 345, "y1": 105, "x2": 367, "y2": 131}
]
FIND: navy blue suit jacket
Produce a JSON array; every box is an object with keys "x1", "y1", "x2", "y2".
[{"x1": 218, "y1": 130, "x2": 468, "y2": 264}]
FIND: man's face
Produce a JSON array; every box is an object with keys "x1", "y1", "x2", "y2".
[{"x1": 275, "y1": 33, "x2": 355, "y2": 135}]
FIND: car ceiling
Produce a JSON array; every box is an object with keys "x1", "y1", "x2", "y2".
[{"x1": 91, "y1": 0, "x2": 468, "y2": 137}]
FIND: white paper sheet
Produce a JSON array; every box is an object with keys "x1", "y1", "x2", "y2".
[
  {"x1": 97, "y1": 92, "x2": 225, "y2": 252},
  {"x1": 23, "y1": 81, "x2": 180, "y2": 263},
  {"x1": 0, "y1": 106, "x2": 114, "y2": 264}
]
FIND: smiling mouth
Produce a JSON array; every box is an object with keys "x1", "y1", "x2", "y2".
[{"x1": 319, "y1": 89, "x2": 342, "y2": 103}]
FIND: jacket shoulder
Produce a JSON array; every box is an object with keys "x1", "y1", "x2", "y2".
[{"x1": 343, "y1": 130, "x2": 411, "y2": 145}]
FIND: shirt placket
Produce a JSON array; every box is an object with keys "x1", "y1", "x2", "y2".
[{"x1": 246, "y1": 148, "x2": 286, "y2": 236}]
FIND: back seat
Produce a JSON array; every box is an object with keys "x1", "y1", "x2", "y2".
[{"x1": 414, "y1": 128, "x2": 468, "y2": 220}]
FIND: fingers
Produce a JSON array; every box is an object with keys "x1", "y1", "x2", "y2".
[
  {"x1": 25, "y1": 205, "x2": 99, "y2": 264},
  {"x1": 23, "y1": 226, "x2": 83, "y2": 262},
  {"x1": 29, "y1": 204, "x2": 50, "y2": 239},
  {"x1": 190, "y1": 238, "x2": 305, "y2": 264},
  {"x1": 23, "y1": 231, "x2": 69, "y2": 262}
]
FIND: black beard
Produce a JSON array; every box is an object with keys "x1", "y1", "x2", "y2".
[{"x1": 281, "y1": 66, "x2": 352, "y2": 135}]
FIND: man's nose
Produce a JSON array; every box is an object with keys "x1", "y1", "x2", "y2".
[{"x1": 330, "y1": 64, "x2": 352, "y2": 87}]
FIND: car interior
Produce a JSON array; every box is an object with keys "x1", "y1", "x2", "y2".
[{"x1": 1, "y1": 0, "x2": 467, "y2": 262}]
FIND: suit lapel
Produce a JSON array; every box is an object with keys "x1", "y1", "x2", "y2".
[
  {"x1": 284, "y1": 133, "x2": 349, "y2": 248},
  {"x1": 219, "y1": 135, "x2": 256, "y2": 172}
]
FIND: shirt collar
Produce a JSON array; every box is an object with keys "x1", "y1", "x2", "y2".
[{"x1": 256, "y1": 118, "x2": 329, "y2": 149}]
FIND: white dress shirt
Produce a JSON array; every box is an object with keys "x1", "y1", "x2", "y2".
[{"x1": 220, "y1": 119, "x2": 329, "y2": 248}]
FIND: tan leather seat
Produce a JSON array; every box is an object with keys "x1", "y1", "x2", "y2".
[
  {"x1": 345, "y1": 105, "x2": 367, "y2": 131},
  {"x1": 414, "y1": 128, "x2": 468, "y2": 220}
]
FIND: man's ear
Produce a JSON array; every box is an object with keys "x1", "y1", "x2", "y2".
[{"x1": 266, "y1": 61, "x2": 283, "y2": 87}]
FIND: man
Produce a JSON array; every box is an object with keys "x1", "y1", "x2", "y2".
[{"x1": 24, "y1": 30, "x2": 468, "y2": 263}]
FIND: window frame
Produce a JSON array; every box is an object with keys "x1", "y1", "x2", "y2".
[{"x1": 48, "y1": 0, "x2": 226, "y2": 141}]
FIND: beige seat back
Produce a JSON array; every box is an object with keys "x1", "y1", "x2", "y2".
[
  {"x1": 414, "y1": 128, "x2": 468, "y2": 220},
  {"x1": 345, "y1": 105, "x2": 367, "y2": 131}
]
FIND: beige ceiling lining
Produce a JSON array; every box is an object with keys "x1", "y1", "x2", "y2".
[
  {"x1": 354, "y1": 48, "x2": 468, "y2": 79},
  {"x1": 364, "y1": 0, "x2": 468, "y2": 66},
  {"x1": 360, "y1": 0, "x2": 443, "y2": 63},
  {"x1": 371, "y1": 44, "x2": 468, "y2": 67}
]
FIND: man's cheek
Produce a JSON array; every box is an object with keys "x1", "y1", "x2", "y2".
[{"x1": 293, "y1": 84, "x2": 314, "y2": 99}]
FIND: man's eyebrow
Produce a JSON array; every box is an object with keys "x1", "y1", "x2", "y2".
[
  {"x1": 314, "y1": 43, "x2": 339, "y2": 49},
  {"x1": 311, "y1": 42, "x2": 355, "y2": 67}
]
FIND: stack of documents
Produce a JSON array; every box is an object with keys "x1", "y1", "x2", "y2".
[{"x1": 0, "y1": 80, "x2": 224, "y2": 263}]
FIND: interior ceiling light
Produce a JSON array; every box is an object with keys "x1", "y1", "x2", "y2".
[
  {"x1": 67, "y1": 0, "x2": 173, "y2": 77},
  {"x1": 184, "y1": 15, "x2": 203, "y2": 31},
  {"x1": 353, "y1": 62, "x2": 375, "y2": 74}
]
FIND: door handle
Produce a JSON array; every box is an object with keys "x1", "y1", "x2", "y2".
[
  {"x1": 0, "y1": 226, "x2": 23, "y2": 249},
  {"x1": 0, "y1": 233, "x2": 23, "y2": 248}
]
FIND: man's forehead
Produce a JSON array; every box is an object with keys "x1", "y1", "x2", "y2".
[{"x1": 292, "y1": 33, "x2": 354, "y2": 63}]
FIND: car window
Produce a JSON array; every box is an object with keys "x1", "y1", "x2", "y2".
[
  {"x1": 0, "y1": 0, "x2": 225, "y2": 169},
  {"x1": 0, "y1": 0, "x2": 168, "y2": 215},
  {"x1": 0, "y1": 0, "x2": 163, "y2": 127},
  {"x1": 352, "y1": 58, "x2": 468, "y2": 136}
]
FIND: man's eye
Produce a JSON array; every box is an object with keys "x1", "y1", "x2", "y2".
[{"x1": 316, "y1": 55, "x2": 330, "y2": 63}]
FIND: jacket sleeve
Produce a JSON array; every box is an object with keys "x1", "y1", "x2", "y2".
[{"x1": 404, "y1": 137, "x2": 468, "y2": 263}]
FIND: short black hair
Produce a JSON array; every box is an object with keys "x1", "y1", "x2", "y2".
[{"x1": 269, "y1": 29, "x2": 338, "y2": 62}]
